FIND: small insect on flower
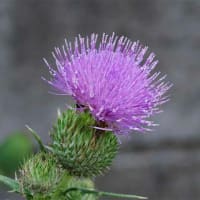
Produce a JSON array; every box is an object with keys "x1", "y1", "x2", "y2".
[{"x1": 43, "y1": 33, "x2": 172, "y2": 135}]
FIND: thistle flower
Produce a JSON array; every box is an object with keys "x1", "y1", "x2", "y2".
[{"x1": 44, "y1": 33, "x2": 172, "y2": 134}]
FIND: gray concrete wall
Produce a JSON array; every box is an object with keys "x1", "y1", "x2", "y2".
[{"x1": 0, "y1": 0, "x2": 200, "y2": 199}]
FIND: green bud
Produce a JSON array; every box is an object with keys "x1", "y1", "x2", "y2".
[
  {"x1": 19, "y1": 152, "x2": 63, "y2": 199},
  {"x1": 50, "y1": 109, "x2": 119, "y2": 177},
  {"x1": 53, "y1": 172, "x2": 97, "y2": 200}
]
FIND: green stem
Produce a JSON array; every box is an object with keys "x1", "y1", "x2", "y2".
[{"x1": 64, "y1": 187, "x2": 148, "y2": 199}]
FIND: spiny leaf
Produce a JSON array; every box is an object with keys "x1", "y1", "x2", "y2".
[
  {"x1": 64, "y1": 187, "x2": 148, "y2": 199},
  {"x1": 26, "y1": 125, "x2": 46, "y2": 152},
  {"x1": 0, "y1": 174, "x2": 20, "y2": 192}
]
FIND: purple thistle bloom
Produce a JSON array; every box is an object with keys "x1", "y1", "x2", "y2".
[{"x1": 43, "y1": 33, "x2": 172, "y2": 135}]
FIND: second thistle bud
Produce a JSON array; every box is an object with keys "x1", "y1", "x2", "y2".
[
  {"x1": 19, "y1": 152, "x2": 63, "y2": 199},
  {"x1": 50, "y1": 108, "x2": 119, "y2": 177}
]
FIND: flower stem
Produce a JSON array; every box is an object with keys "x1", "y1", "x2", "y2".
[{"x1": 64, "y1": 187, "x2": 148, "y2": 199}]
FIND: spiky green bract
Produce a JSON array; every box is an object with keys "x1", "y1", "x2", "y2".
[
  {"x1": 50, "y1": 109, "x2": 119, "y2": 177},
  {"x1": 52, "y1": 172, "x2": 97, "y2": 200},
  {"x1": 19, "y1": 152, "x2": 63, "y2": 199}
]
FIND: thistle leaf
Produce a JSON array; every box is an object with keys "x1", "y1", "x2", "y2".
[
  {"x1": 0, "y1": 174, "x2": 20, "y2": 192},
  {"x1": 26, "y1": 125, "x2": 46, "y2": 152},
  {"x1": 64, "y1": 187, "x2": 148, "y2": 199}
]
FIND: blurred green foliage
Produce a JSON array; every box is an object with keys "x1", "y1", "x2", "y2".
[{"x1": 0, "y1": 132, "x2": 33, "y2": 176}]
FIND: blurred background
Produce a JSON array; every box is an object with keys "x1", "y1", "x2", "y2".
[{"x1": 0, "y1": 0, "x2": 200, "y2": 199}]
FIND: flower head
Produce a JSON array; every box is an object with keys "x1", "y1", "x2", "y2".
[{"x1": 43, "y1": 33, "x2": 172, "y2": 134}]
